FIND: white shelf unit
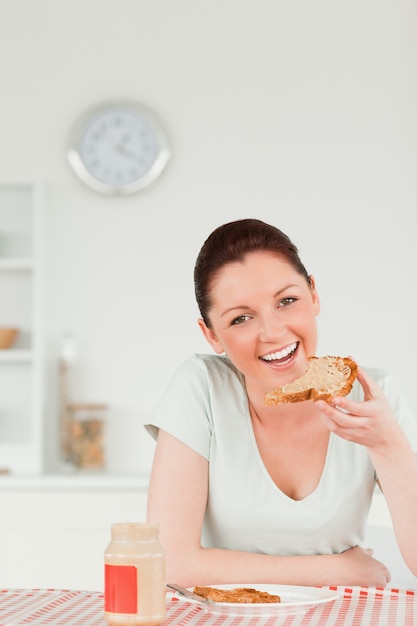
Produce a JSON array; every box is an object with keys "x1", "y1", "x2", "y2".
[{"x1": 0, "y1": 181, "x2": 44, "y2": 474}]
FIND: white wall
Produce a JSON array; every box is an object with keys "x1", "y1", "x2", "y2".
[{"x1": 0, "y1": 0, "x2": 416, "y2": 474}]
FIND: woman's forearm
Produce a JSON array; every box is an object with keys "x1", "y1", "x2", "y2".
[
  {"x1": 369, "y1": 435, "x2": 417, "y2": 576},
  {"x1": 316, "y1": 371, "x2": 417, "y2": 579},
  {"x1": 167, "y1": 545, "x2": 390, "y2": 588}
]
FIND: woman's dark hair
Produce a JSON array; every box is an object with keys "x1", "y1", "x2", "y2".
[{"x1": 194, "y1": 218, "x2": 311, "y2": 326}]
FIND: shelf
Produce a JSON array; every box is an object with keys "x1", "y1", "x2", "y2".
[
  {"x1": 0, "y1": 350, "x2": 33, "y2": 363},
  {"x1": 0, "y1": 181, "x2": 43, "y2": 473},
  {"x1": 0, "y1": 258, "x2": 34, "y2": 271}
]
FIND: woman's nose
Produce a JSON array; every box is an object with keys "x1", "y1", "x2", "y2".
[{"x1": 258, "y1": 316, "x2": 287, "y2": 342}]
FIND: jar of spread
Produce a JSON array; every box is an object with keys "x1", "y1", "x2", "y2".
[{"x1": 104, "y1": 522, "x2": 166, "y2": 626}]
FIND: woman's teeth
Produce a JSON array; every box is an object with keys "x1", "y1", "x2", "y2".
[{"x1": 261, "y1": 342, "x2": 297, "y2": 362}]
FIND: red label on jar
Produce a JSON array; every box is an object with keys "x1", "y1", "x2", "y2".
[{"x1": 105, "y1": 564, "x2": 138, "y2": 614}]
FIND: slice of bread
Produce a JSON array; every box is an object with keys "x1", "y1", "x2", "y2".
[
  {"x1": 193, "y1": 586, "x2": 281, "y2": 604},
  {"x1": 264, "y1": 355, "x2": 358, "y2": 405}
]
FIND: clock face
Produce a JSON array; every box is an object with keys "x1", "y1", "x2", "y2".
[{"x1": 67, "y1": 100, "x2": 171, "y2": 195}]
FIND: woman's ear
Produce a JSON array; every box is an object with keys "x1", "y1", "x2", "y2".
[
  {"x1": 197, "y1": 319, "x2": 225, "y2": 354},
  {"x1": 309, "y1": 275, "x2": 321, "y2": 315}
]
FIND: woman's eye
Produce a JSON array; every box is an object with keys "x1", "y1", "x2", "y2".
[
  {"x1": 279, "y1": 297, "x2": 296, "y2": 307},
  {"x1": 231, "y1": 314, "x2": 251, "y2": 325}
]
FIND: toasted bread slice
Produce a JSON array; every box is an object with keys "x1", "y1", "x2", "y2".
[
  {"x1": 264, "y1": 355, "x2": 357, "y2": 406},
  {"x1": 193, "y1": 586, "x2": 281, "y2": 604}
]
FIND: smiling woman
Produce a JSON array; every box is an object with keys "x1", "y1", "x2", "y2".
[
  {"x1": 145, "y1": 218, "x2": 417, "y2": 589},
  {"x1": 195, "y1": 249, "x2": 320, "y2": 395}
]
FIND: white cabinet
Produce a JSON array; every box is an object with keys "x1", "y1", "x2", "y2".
[
  {"x1": 0, "y1": 477, "x2": 148, "y2": 591},
  {"x1": 0, "y1": 181, "x2": 43, "y2": 473}
]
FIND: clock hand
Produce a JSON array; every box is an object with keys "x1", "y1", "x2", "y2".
[{"x1": 115, "y1": 144, "x2": 137, "y2": 161}]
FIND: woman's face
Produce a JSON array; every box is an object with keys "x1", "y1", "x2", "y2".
[{"x1": 198, "y1": 251, "x2": 320, "y2": 395}]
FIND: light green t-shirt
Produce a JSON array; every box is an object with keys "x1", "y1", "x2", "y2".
[{"x1": 146, "y1": 354, "x2": 417, "y2": 556}]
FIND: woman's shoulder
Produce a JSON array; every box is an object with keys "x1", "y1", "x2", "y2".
[
  {"x1": 361, "y1": 365, "x2": 407, "y2": 396},
  {"x1": 161, "y1": 354, "x2": 245, "y2": 399},
  {"x1": 179, "y1": 353, "x2": 243, "y2": 380},
  {"x1": 362, "y1": 365, "x2": 390, "y2": 384},
  {"x1": 351, "y1": 365, "x2": 414, "y2": 417}
]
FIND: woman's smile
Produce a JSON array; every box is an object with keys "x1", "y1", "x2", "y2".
[
  {"x1": 198, "y1": 251, "x2": 320, "y2": 394},
  {"x1": 260, "y1": 341, "x2": 299, "y2": 365}
]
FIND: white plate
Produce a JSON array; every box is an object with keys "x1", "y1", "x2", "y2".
[{"x1": 174, "y1": 584, "x2": 340, "y2": 616}]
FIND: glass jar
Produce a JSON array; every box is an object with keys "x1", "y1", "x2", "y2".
[
  {"x1": 67, "y1": 403, "x2": 107, "y2": 470},
  {"x1": 104, "y1": 522, "x2": 166, "y2": 626}
]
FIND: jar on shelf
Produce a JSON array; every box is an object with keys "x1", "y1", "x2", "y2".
[
  {"x1": 67, "y1": 403, "x2": 107, "y2": 470},
  {"x1": 104, "y1": 522, "x2": 166, "y2": 626}
]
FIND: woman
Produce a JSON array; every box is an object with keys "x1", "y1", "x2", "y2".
[{"x1": 146, "y1": 218, "x2": 417, "y2": 588}]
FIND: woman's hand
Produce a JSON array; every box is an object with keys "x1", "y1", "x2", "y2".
[
  {"x1": 315, "y1": 365, "x2": 403, "y2": 452},
  {"x1": 317, "y1": 365, "x2": 417, "y2": 578},
  {"x1": 337, "y1": 546, "x2": 391, "y2": 587}
]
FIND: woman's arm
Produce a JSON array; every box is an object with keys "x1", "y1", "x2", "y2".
[
  {"x1": 146, "y1": 429, "x2": 390, "y2": 587},
  {"x1": 316, "y1": 366, "x2": 417, "y2": 577}
]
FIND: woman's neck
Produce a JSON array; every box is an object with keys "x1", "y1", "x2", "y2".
[{"x1": 247, "y1": 390, "x2": 318, "y2": 429}]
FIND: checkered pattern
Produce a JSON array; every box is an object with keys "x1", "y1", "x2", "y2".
[
  {"x1": 0, "y1": 586, "x2": 415, "y2": 625},
  {"x1": 0, "y1": 589, "x2": 105, "y2": 625}
]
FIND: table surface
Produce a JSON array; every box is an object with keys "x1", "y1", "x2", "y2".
[{"x1": 0, "y1": 586, "x2": 415, "y2": 626}]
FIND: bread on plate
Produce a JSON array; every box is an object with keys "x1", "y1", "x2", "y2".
[{"x1": 193, "y1": 586, "x2": 281, "y2": 604}]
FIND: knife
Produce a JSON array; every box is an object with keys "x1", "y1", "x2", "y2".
[{"x1": 167, "y1": 583, "x2": 215, "y2": 605}]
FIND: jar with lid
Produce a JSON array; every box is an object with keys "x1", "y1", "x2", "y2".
[
  {"x1": 104, "y1": 522, "x2": 166, "y2": 626},
  {"x1": 67, "y1": 403, "x2": 107, "y2": 470}
]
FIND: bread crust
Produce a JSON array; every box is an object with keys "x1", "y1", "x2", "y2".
[
  {"x1": 264, "y1": 356, "x2": 358, "y2": 406},
  {"x1": 193, "y1": 586, "x2": 281, "y2": 604}
]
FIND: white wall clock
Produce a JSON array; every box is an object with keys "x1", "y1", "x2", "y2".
[{"x1": 67, "y1": 100, "x2": 171, "y2": 196}]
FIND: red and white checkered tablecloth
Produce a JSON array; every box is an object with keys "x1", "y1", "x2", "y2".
[{"x1": 0, "y1": 586, "x2": 415, "y2": 626}]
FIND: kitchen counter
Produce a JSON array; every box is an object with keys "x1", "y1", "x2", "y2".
[{"x1": 0, "y1": 471, "x2": 149, "y2": 491}]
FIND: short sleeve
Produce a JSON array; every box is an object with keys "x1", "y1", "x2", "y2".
[
  {"x1": 362, "y1": 367, "x2": 417, "y2": 453},
  {"x1": 145, "y1": 356, "x2": 214, "y2": 459},
  {"x1": 379, "y1": 370, "x2": 417, "y2": 453}
]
